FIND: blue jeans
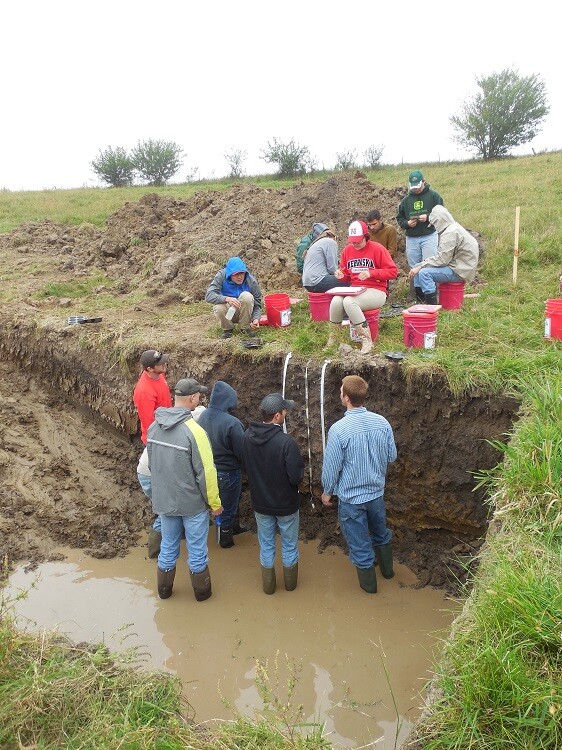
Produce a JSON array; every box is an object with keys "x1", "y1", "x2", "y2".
[
  {"x1": 405, "y1": 233, "x2": 439, "y2": 269},
  {"x1": 137, "y1": 473, "x2": 161, "y2": 532},
  {"x1": 416, "y1": 266, "x2": 463, "y2": 294},
  {"x1": 338, "y1": 497, "x2": 392, "y2": 569},
  {"x1": 157, "y1": 510, "x2": 209, "y2": 573},
  {"x1": 217, "y1": 469, "x2": 242, "y2": 529},
  {"x1": 254, "y1": 511, "x2": 299, "y2": 568}
]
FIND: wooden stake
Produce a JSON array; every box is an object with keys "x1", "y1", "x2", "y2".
[{"x1": 513, "y1": 206, "x2": 520, "y2": 285}]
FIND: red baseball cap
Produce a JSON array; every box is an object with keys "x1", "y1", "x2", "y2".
[{"x1": 347, "y1": 220, "x2": 368, "y2": 244}]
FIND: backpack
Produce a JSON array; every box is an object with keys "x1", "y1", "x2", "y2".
[{"x1": 296, "y1": 231, "x2": 315, "y2": 274}]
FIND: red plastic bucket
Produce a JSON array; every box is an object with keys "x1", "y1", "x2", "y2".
[
  {"x1": 402, "y1": 309, "x2": 438, "y2": 348},
  {"x1": 349, "y1": 309, "x2": 380, "y2": 342},
  {"x1": 307, "y1": 291, "x2": 332, "y2": 321},
  {"x1": 265, "y1": 293, "x2": 291, "y2": 328},
  {"x1": 544, "y1": 299, "x2": 562, "y2": 340},
  {"x1": 438, "y1": 281, "x2": 465, "y2": 310}
]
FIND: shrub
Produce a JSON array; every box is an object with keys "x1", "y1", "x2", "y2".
[
  {"x1": 130, "y1": 139, "x2": 184, "y2": 186},
  {"x1": 260, "y1": 138, "x2": 314, "y2": 177},
  {"x1": 90, "y1": 147, "x2": 134, "y2": 187}
]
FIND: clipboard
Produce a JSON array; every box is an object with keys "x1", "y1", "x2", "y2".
[{"x1": 326, "y1": 286, "x2": 366, "y2": 296}]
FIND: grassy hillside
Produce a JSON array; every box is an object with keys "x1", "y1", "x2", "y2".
[{"x1": 1, "y1": 155, "x2": 561, "y2": 749}]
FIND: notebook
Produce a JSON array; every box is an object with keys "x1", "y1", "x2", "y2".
[{"x1": 326, "y1": 287, "x2": 366, "y2": 296}]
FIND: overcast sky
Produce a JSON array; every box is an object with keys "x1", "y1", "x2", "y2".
[{"x1": 2, "y1": 1, "x2": 560, "y2": 191}]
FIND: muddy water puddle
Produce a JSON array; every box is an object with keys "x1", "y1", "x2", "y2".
[{"x1": 6, "y1": 534, "x2": 459, "y2": 748}]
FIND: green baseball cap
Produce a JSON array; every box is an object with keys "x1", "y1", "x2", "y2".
[{"x1": 408, "y1": 170, "x2": 424, "y2": 188}]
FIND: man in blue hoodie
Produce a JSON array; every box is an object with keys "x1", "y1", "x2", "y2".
[
  {"x1": 198, "y1": 381, "x2": 245, "y2": 548},
  {"x1": 205, "y1": 256, "x2": 263, "y2": 339}
]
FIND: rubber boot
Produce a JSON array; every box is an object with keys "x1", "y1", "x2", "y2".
[
  {"x1": 219, "y1": 527, "x2": 235, "y2": 548},
  {"x1": 357, "y1": 324, "x2": 373, "y2": 355},
  {"x1": 424, "y1": 291, "x2": 438, "y2": 305},
  {"x1": 157, "y1": 567, "x2": 176, "y2": 599},
  {"x1": 414, "y1": 286, "x2": 425, "y2": 303},
  {"x1": 190, "y1": 565, "x2": 212, "y2": 601},
  {"x1": 232, "y1": 510, "x2": 249, "y2": 535},
  {"x1": 356, "y1": 565, "x2": 377, "y2": 593},
  {"x1": 261, "y1": 565, "x2": 276, "y2": 595},
  {"x1": 375, "y1": 543, "x2": 395, "y2": 579},
  {"x1": 283, "y1": 562, "x2": 298, "y2": 591},
  {"x1": 147, "y1": 529, "x2": 161, "y2": 559}
]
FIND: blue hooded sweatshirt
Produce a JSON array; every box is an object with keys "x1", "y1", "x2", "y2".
[{"x1": 221, "y1": 257, "x2": 251, "y2": 298}]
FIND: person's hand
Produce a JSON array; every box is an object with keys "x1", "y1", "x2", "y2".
[
  {"x1": 250, "y1": 319, "x2": 260, "y2": 330},
  {"x1": 224, "y1": 296, "x2": 241, "y2": 309},
  {"x1": 321, "y1": 493, "x2": 333, "y2": 507},
  {"x1": 211, "y1": 506, "x2": 223, "y2": 517},
  {"x1": 409, "y1": 265, "x2": 422, "y2": 279},
  {"x1": 418, "y1": 214, "x2": 427, "y2": 223},
  {"x1": 357, "y1": 270, "x2": 370, "y2": 281},
  {"x1": 334, "y1": 268, "x2": 344, "y2": 279},
  {"x1": 407, "y1": 218, "x2": 418, "y2": 228}
]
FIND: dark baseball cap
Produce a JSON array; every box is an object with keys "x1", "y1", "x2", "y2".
[
  {"x1": 140, "y1": 349, "x2": 170, "y2": 368},
  {"x1": 174, "y1": 378, "x2": 209, "y2": 396},
  {"x1": 260, "y1": 393, "x2": 295, "y2": 414}
]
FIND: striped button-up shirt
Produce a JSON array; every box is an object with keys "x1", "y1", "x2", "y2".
[{"x1": 322, "y1": 407, "x2": 396, "y2": 504}]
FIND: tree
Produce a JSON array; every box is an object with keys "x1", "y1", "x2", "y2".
[
  {"x1": 451, "y1": 69, "x2": 549, "y2": 160},
  {"x1": 363, "y1": 144, "x2": 384, "y2": 169},
  {"x1": 130, "y1": 139, "x2": 184, "y2": 186},
  {"x1": 260, "y1": 138, "x2": 313, "y2": 177},
  {"x1": 90, "y1": 146, "x2": 134, "y2": 187},
  {"x1": 224, "y1": 148, "x2": 247, "y2": 179},
  {"x1": 335, "y1": 149, "x2": 359, "y2": 170}
]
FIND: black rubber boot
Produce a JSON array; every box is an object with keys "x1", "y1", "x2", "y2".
[
  {"x1": 157, "y1": 567, "x2": 176, "y2": 599},
  {"x1": 414, "y1": 286, "x2": 425, "y2": 303},
  {"x1": 375, "y1": 543, "x2": 395, "y2": 579},
  {"x1": 190, "y1": 566, "x2": 212, "y2": 601},
  {"x1": 147, "y1": 529, "x2": 161, "y2": 559},
  {"x1": 232, "y1": 523, "x2": 249, "y2": 535},
  {"x1": 356, "y1": 565, "x2": 377, "y2": 593},
  {"x1": 261, "y1": 565, "x2": 276, "y2": 595},
  {"x1": 283, "y1": 562, "x2": 298, "y2": 591},
  {"x1": 424, "y1": 291, "x2": 438, "y2": 305},
  {"x1": 219, "y1": 527, "x2": 235, "y2": 548}
]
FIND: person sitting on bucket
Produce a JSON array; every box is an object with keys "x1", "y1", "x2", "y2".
[
  {"x1": 302, "y1": 223, "x2": 350, "y2": 293},
  {"x1": 408, "y1": 206, "x2": 479, "y2": 305},
  {"x1": 328, "y1": 220, "x2": 398, "y2": 354},
  {"x1": 205, "y1": 256, "x2": 263, "y2": 339}
]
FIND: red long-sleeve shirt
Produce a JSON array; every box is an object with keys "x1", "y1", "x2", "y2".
[
  {"x1": 132, "y1": 371, "x2": 172, "y2": 444},
  {"x1": 339, "y1": 240, "x2": 398, "y2": 292}
]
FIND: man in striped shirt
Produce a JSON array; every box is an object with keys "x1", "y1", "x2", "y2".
[{"x1": 321, "y1": 375, "x2": 397, "y2": 594}]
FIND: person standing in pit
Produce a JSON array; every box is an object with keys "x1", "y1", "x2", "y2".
[
  {"x1": 133, "y1": 349, "x2": 171, "y2": 558},
  {"x1": 198, "y1": 380, "x2": 245, "y2": 549},
  {"x1": 147, "y1": 378, "x2": 222, "y2": 602},
  {"x1": 321, "y1": 375, "x2": 396, "y2": 594}
]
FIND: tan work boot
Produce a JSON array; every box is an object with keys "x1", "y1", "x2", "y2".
[
  {"x1": 357, "y1": 324, "x2": 373, "y2": 354},
  {"x1": 283, "y1": 562, "x2": 298, "y2": 591},
  {"x1": 190, "y1": 565, "x2": 212, "y2": 601},
  {"x1": 261, "y1": 565, "x2": 276, "y2": 595},
  {"x1": 157, "y1": 567, "x2": 176, "y2": 599}
]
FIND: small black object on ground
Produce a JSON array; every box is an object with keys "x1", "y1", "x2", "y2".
[{"x1": 384, "y1": 351, "x2": 405, "y2": 362}]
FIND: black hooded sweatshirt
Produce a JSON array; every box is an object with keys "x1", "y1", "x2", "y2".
[
  {"x1": 197, "y1": 381, "x2": 244, "y2": 472},
  {"x1": 242, "y1": 421, "x2": 304, "y2": 516}
]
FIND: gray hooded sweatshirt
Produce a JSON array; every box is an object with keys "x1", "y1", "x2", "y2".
[
  {"x1": 423, "y1": 206, "x2": 479, "y2": 282},
  {"x1": 147, "y1": 406, "x2": 220, "y2": 517}
]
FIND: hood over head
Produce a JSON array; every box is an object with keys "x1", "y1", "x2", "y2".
[
  {"x1": 225, "y1": 256, "x2": 248, "y2": 280},
  {"x1": 208, "y1": 380, "x2": 238, "y2": 412},
  {"x1": 153, "y1": 406, "x2": 192, "y2": 430},
  {"x1": 429, "y1": 205, "x2": 454, "y2": 233}
]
